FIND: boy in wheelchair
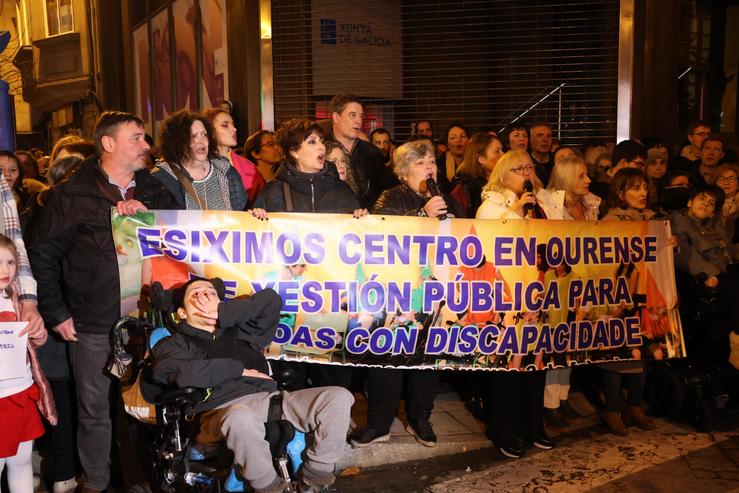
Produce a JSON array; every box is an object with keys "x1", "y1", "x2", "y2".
[
  {"x1": 670, "y1": 184, "x2": 739, "y2": 370},
  {"x1": 151, "y1": 278, "x2": 354, "y2": 493}
]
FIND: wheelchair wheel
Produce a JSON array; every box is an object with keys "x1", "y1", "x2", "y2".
[{"x1": 645, "y1": 363, "x2": 685, "y2": 418}]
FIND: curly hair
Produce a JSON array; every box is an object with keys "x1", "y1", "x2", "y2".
[
  {"x1": 275, "y1": 119, "x2": 324, "y2": 166},
  {"x1": 159, "y1": 110, "x2": 218, "y2": 165}
]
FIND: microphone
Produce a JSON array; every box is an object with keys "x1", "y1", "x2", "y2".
[
  {"x1": 523, "y1": 180, "x2": 535, "y2": 218},
  {"x1": 425, "y1": 178, "x2": 448, "y2": 220}
]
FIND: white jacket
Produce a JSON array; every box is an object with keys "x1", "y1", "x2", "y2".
[{"x1": 476, "y1": 188, "x2": 566, "y2": 220}]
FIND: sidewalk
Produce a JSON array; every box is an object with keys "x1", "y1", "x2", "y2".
[{"x1": 338, "y1": 390, "x2": 601, "y2": 470}]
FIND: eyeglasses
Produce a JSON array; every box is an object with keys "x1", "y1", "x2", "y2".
[
  {"x1": 510, "y1": 164, "x2": 535, "y2": 175},
  {"x1": 717, "y1": 176, "x2": 737, "y2": 183}
]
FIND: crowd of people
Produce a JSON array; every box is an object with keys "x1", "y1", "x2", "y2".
[{"x1": 0, "y1": 94, "x2": 738, "y2": 493}]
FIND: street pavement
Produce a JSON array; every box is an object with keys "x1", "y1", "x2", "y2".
[{"x1": 333, "y1": 394, "x2": 739, "y2": 492}]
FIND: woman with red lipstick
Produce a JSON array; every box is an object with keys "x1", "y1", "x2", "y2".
[
  {"x1": 152, "y1": 110, "x2": 247, "y2": 211},
  {"x1": 253, "y1": 118, "x2": 363, "y2": 216},
  {"x1": 203, "y1": 108, "x2": 265, "y2": 207}
]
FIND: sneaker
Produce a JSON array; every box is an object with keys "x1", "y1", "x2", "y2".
[
  {"x1": 600, "y1": 410, "x2": 629, "y2": 436},
  {"x1": 52, "y1": 478, "x2": 78, "y2": 493},
  {"x1": 498, "y1": 440, "x2": 525, "y2": 459},
  {"x1": 349, "y1": 427, "x2": 390, "y2": 448},
  {"x1": 622, "y1": 405, "x2": 656, "y2": 430},
  {"x1": 531, "y1": 435, "x2": 555, "y2": 450},
  {"x1": 544, "y1": 408, "x2": 568, "y2": 429},
  {"x1": 405, "y1": 413, "x2": 437, "y2": 447}
]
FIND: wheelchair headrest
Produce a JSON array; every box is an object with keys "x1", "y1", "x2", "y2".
[{"x1": 150, "y1": 278, "x2": 226, "y2": 314}]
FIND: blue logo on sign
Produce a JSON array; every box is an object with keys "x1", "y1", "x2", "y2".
[{"x1": 320, "y1": 19, "x2": 336, "y2": 45}]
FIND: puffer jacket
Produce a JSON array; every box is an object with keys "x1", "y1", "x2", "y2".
[{"x1": 252, "y1": 161, "x2": 359, "y2": 213}]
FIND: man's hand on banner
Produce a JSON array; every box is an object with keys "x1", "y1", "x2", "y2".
[
  {"x1": 353, "y1": 208, "x2": 368, "y2": 218},
  {"x1": 116, "y1": 200, "x2": 147, "y2": 216}
]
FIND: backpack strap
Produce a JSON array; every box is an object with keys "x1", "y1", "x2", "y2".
[
  {"x1": 169, "y1": 164, "x2": 207, "y2": 210},
  {"x1": 282, "y1": 181, "x2": 293, "y2": 212}
]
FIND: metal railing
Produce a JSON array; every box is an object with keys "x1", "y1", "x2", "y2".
[{"x1": 499, "y1": 83, "x2": 566, "y2": 139}]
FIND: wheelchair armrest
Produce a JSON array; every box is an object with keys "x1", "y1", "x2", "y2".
[{"x1": 154, "y1": 386, "x2": 205, "y2": 406}]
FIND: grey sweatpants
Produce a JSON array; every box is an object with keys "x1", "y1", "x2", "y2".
[{"x1": 198, "y1": 386, "x2": 354, "y2": 490}]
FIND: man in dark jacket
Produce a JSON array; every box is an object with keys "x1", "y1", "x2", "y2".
[
  {"x1": 29, "y1": 111, "x2": 178, "y2": 493},
  {"x1": 152, "y1": 280, "x2": 353, "y2": 493},
  {"x1": 327, "y1": 94, "x2": 386, "y2": 209}
]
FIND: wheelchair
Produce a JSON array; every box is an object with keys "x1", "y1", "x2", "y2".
[
  {"x1": 111, "y1": 284, "x2": 305, "y2": 493},
  {"x1": 644, "y1": 272, "x2": 739, "y2": 430}
]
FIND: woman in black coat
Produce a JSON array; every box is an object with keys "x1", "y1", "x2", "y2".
[
  {"x1": 253, "y1": 119, "x2": 364, "y2": 215},
  {"x1": 349, "y1": 140, "x2": 462, "y2": 450},
  {"x1": 252, "y1": 119, "x2": 366, "y2": 391}
]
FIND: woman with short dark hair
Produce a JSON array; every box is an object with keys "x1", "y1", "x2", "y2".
[{"x1": 252, "y1": 118, "x2": 362, "y2": 215}]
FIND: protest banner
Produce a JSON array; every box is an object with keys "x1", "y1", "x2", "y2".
[{"x1": 113, "y1": 210, "x2": 683, "y2": 370}]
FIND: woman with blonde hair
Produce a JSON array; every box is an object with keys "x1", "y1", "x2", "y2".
[
  {"x1": 475, "y1": 148, "x2": 555, "y2": 459},
  {"x1": 538, "y1": 156, "x2": 601, "y2": 429},
  {"x1": 477, "y1": 149, "x2": 559, "y2": 220}
]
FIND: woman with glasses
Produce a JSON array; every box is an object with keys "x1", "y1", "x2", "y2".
[
  {"x1": 244, "y1": 130, "x2": 283, "y2": 184},
  {"x1": 153, "y1": 110, "x2": 247, "y2": 211},
  {"x1": 474, "y1": 149, "x2": 554, "y2": 459},
  {"x1": 716, "y1": 163, "x2": 739, "y2": 241},
  {"x1": 477, "y1": 150, "x2": 557, "y2": 220}
]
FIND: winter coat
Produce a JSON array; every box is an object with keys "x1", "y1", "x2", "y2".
[
  {"x1": 253, "y1": 161, "x2": 359, "y2": 213},
  {"x1": 29, "y1": 155, "x2": 177, "y2": 334},
  {"x1": 476, "y1": 188, "x2": 564, "y2": 220},
  {"x1": 151, "y1": 156, "x2": 247, "y2": 211},
  {"x1": 449, "y1": 174, "x2": 486, "y2": 219},
  {"x1": 372, "y1": 182, "x2": 464, "y2": 218},
  {"x1": 670, "y1": 209, "x2": 739, "y2": 279},
  {"x1": 151, "y1": 289, "x2": 282, "y2": 413}
]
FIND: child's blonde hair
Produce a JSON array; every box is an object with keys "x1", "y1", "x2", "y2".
[{"x1": 0, "y1": 234, "x2": 18, "y2": 298}]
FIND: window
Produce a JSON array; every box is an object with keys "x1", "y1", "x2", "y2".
[{"x1": 46, "y1": 0, "x2": 74, "y2": 36}]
